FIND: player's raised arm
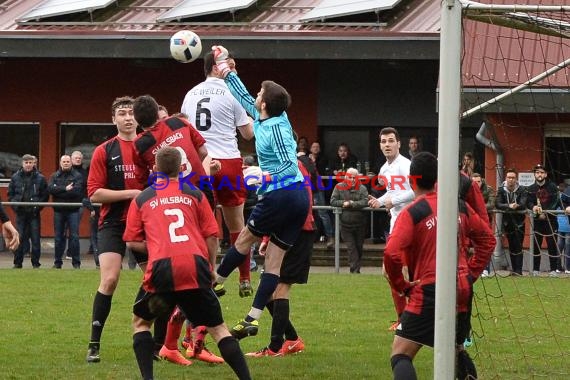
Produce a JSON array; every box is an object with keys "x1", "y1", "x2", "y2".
[{"x1": 212, "y1": 45, "x2": 259, "y2": 119}]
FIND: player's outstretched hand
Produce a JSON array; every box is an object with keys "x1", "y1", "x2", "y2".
[
  {"x1": 2, "y1": 221, "x2": 20, "y2": 251},
  {"x1": 211, "y1": 45, "x2": 229, "y2": 62},
  {"x1": 212, "y1": 45, "x2": 231, "y2": 78}
]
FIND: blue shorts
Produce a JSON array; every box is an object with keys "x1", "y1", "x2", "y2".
[{"x1": 246, "y1": 185, "x2": 309, "y2": 250}]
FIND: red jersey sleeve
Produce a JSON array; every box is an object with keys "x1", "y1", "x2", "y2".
[
  {"x1": 123, "y1": 198, "x2": 145, "y2": 242},
  {"x1": 383, "y1": 210, "x2": 413, "y2": 293},
  {"x1": 132, "y1": 139, "x2": 150, "y2": 189},
  {"x1": 87, "y1": 145, "x2": 107, "y2": 198},
  {"x1": 464, "y1": 203, "x2": 495, "y2": 279},
  {"x1": 466, "y1": 180, "x2": 490, "y2": 226}
]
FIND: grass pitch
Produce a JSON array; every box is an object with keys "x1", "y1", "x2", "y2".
[{"x1": 1, "y1": 268, "x2": 569, "y2": 379}]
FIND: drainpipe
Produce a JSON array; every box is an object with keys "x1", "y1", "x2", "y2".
[{"x1": 476, "y1": 121, "x2": 506, "y2": 271}]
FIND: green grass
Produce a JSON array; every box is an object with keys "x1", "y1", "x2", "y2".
[{"x1": 0, "y1": 269, "x2": 569, "y2": 379}]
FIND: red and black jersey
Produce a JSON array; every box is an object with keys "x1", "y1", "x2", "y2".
[
  {"x1": 123, "y1": 180, "x2": 218, "y2": 293},
  {"x1": 133, "y1": 116, "x2": 207, "y2": 188},
  {"x1": 383, "y1": 192, "x2": 494, "y2": 314},
  {"x1": 459, "y1": 172, "x2": 490, "y2": 226},
  {"x1": 87, "y1": 136, "x2": 143, "y2": 227}
]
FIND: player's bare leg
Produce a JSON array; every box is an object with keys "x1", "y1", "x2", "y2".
[{"x1": 222, "y1": 204, "x2": 253, "y2": 297}]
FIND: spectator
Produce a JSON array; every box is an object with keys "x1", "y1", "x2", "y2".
[
  {"x1": 471, "y1": 172, "x2": 495, "y2": 276},
  {"x1": 309, "y1": 141, "x2": 329, "y2": 176},
  {"x1": 71, "y1": 150, "x2": 88, "y2": 256},
  {"x1": 8, "y1": 154, "x2": 48, "y2": 268},
  {"x1": 526, "y1": 164, "x2": 562, "y2": 276},
  {"x1": 332, "y1": 143, "x2": 358, "y2": 175},
  {"x1": 48, "y1": 154, "x2": 84, "y2": 269},
  {"x1": 308, "y1": 141, "x2": 334, "y2": 246},
  {"x1": 557, "y1": 182, "x2": 570, "y2": 274},
  {"x1": 297, "y1": 136, "x2": 309, "y2": 156},
  {"x1": 495, "y1": 168, "x2": 528, "y2": 276},
  {"x1": 407, "y1": 136, "x2": 421, "y2": 159},
  {"x1": 330, "y1": 167, "x2": 369, "y2": 273},
  {"x1": 461, "y1": 152, "x2": 475, "y2": 177}
]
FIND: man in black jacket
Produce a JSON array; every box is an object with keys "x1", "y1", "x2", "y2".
[
  {"x1": 8, "y1": 154, "x2": 48, "y2": 268},
  {"x1": 48, "y1": 154, "x2": 84, "y2": 268},
  {"x1": 526, "y1": 164, "x2": 562, "y2": 276},
  {"x1": 495, "y1": 168, "x2": 528, "y2": 276}
]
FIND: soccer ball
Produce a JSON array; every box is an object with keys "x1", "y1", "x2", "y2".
[{"x1": 169, "y1": 30, "x2": 202, "y2": 63}]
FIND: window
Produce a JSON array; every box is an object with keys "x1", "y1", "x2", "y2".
[
  {"x1": 59, "y1": 123, "x2": 117, "y2": 169},
  {"x1": 0, "y1": 123, "x2": 40, "y2": 181}
]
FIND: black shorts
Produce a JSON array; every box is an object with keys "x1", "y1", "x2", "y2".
[
  {"x1": 395, "y1": 284, "x2": 472, "y2": 347},
  {"x1": 133, "y1": 287, "x2": 224, "y2": 328},
  {"x1": 247, "y1": 186, "x2": 309, "y2": 250},
  {"x1": 279, "y1": 230, "x2": 315, "y2": 284},
  {"x1": 98, "y1": 222, "x2": 127, "y2": 257}
]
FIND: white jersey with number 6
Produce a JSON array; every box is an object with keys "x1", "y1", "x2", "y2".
[{"x1": 181, "y1": 77, "x2": 250, "y2": 159}]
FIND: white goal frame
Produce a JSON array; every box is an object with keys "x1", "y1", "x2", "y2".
[{"x1": 436, "y1": 1, "x2": 570, "y2": 379}]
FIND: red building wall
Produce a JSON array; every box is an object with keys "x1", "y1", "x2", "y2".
[{"x1": 0, "y1": 58, "x2": 318, "y2": 236}]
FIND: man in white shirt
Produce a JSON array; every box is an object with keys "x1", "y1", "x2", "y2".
[
  {"x1": 368, "y1": 127, "x2": 415, "y2": 233},
  {"x1": 368, "y1": 127, "x2": 415, "y2": 330},
  {"x1": 181, "y1": 51, "x2": 255, "y2": 297}
]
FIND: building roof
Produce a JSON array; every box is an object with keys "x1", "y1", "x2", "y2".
[
  {"x1": 460, "y1": 0, "x2": 570, "y2": 113},
  {"x1": 0, "y1": 0, "x2": 441, "y2": 59}
]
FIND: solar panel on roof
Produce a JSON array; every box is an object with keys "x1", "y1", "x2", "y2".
[
  {"x1": 17, "y1": 0, "x2": 115, "y2": 22},
  {"x1": 158, "y1": 0, "x2": 256, "y2": 22},
  {"x1": 300, "y1": 0, "x2": 402, "y2": 22}
]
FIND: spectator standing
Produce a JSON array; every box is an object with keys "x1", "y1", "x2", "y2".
[
  {"x1": 48, "y1": 154, "x2": 84, "y2": 269},
  {"x1": 332, "y1": 143, "x2": 358, "y2": 175},
  {"x1": 557, "y1": 183, "x2": 570, "y2": 273},
  {"x1": 181, "y1": 51, "x2": 255, "y2": 297},
  {"x1": 526, "y1": 164, "x2": 562, "y2": 276},
  {"x1": 495, "y1": 168, "x2": 528, "y2": 276},
  {"x1": 308, "y1": 141, "x2": 334, "y2": 247},
  {"x1": 330, "y1": 167, "x2": 369, "y2": 273},
  {"x1": 407, "y1": 136, "x2": 421, "y2": 159},
  {"x1": 296, "y1": 136, "x2": 309, "y2": 156},
  {"x1": 71, "y1": 150, "x2": 90, "y2": 255},
  {"x1": 8, "y1": 154, "x2": 48, "y2": 268},
  {"x1": 309, "y1": 141, "x2": 329, "y2": 176},
  {"x1": 461, "y1": 152, "x2": 475, "y2": 177},
  {"x1": 471, "y1": 172, "x2": 495, "y2": 276}
]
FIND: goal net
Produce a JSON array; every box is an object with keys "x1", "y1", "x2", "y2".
[{"x1": 458, "y1": 1, "x2": 570, "y2": 379}]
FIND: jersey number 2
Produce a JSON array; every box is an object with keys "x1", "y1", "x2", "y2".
[
  {"x1": 195, "y1": 97, "x2": 212, "y2": 131},
  {"x1": 164, "y1": 209, "x2": 189, "y2": 243}
]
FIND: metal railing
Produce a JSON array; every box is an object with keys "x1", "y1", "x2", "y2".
[{"x1": 1, "y1": 201, "x2": 565, "y2": 274}]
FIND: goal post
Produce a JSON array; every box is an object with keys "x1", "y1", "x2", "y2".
[{"x1": 437, "y1": 1, "x2": 570, "y2": 379}]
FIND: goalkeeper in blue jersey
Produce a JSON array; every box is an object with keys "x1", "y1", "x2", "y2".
[{"x1": 211, "y1": 45, "x2": 310, "y2": 338}]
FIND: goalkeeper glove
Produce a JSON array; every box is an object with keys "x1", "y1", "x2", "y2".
[{"x1": 212, "y1": 45, "x2": 231, "y2": 78}]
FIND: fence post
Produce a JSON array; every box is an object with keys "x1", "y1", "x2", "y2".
[{"x1": 333, "y1": 207, "x2": 341, "y2": 273}]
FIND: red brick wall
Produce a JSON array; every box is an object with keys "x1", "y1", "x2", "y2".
[{"x1": 1, "y1": 58, "x2": 318, "y2": 236}]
